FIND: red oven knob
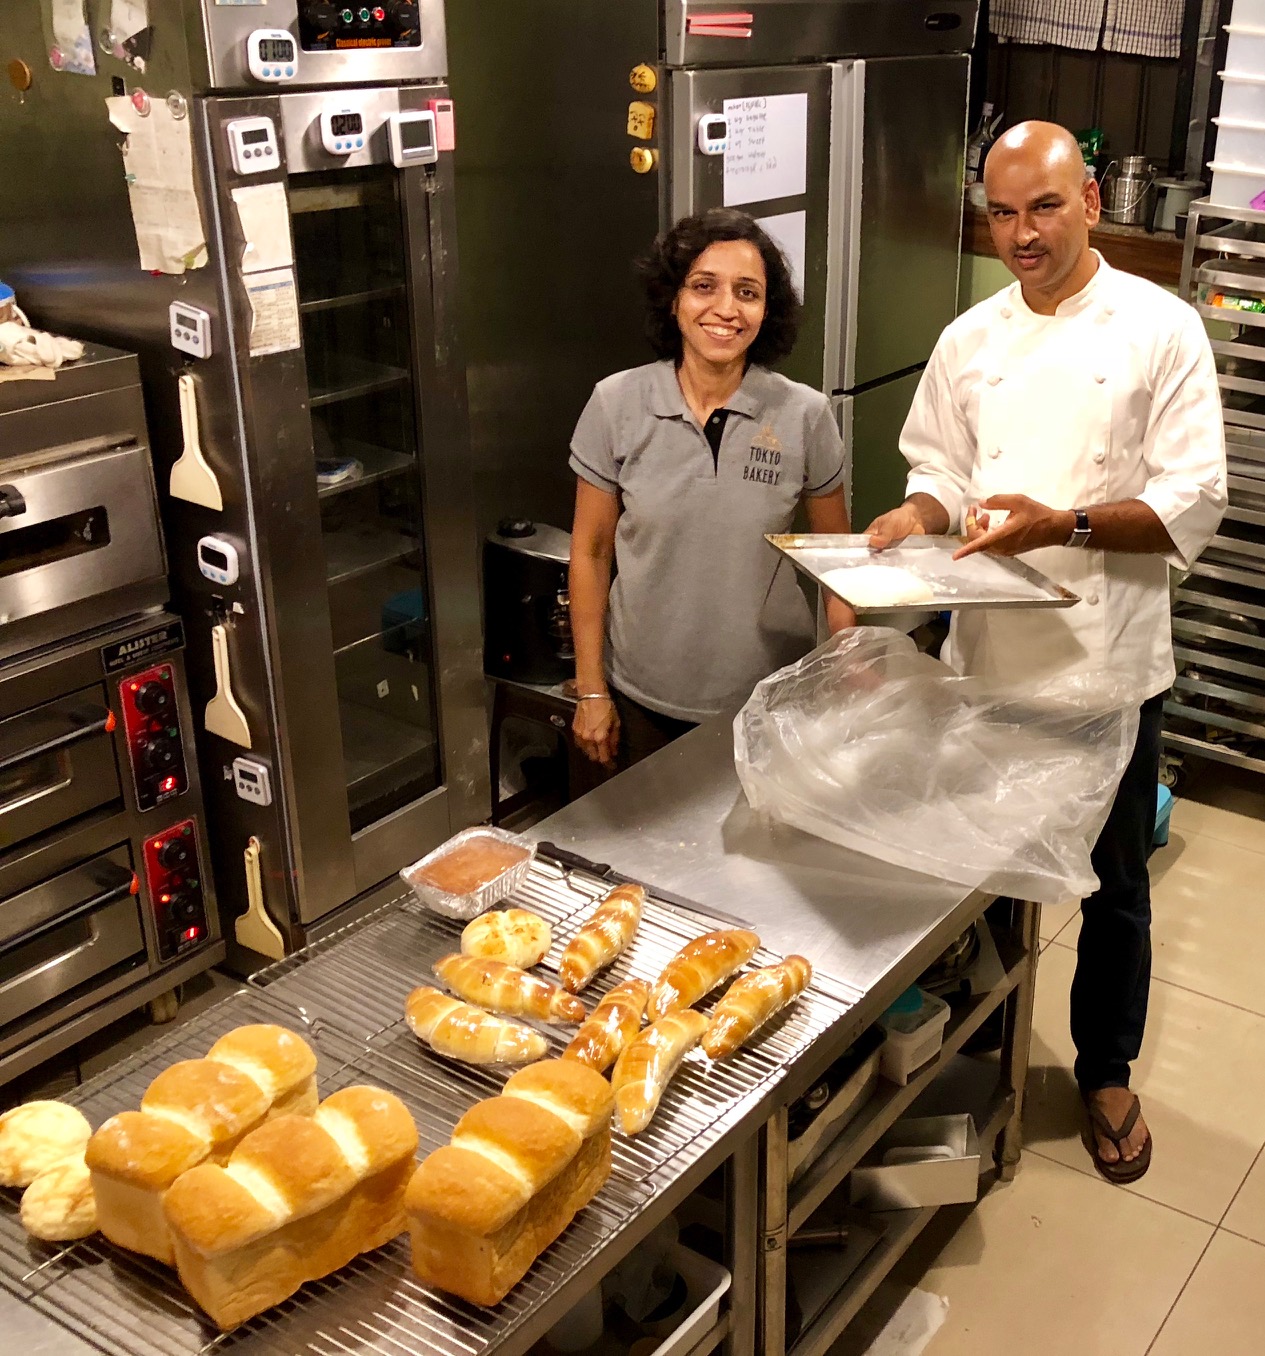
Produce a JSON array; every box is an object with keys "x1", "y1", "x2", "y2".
[
  {"x1": 157, "y1": 837, "x2": 193, "y2": 871},
  {"x1": 141, "y1": 736, "x2": 179, "y2": 774},
  {"x1": 133, "y1": 680, "x2": 172, "y2": 716},
  {"x1": 169, "y1": 892, "x2": 201, "y2": 925}
]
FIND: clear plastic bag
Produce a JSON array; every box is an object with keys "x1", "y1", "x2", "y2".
[{"x1": 733, "y1": 627, "x2": 1141, "y2": 904}]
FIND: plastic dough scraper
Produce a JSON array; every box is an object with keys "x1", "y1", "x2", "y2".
[
  {"x1": 204, "y1": 623, "x2": 252, "y2": 748},
  {"x1": 170, "y1": 371, "x2": 223, "y2": 510},
  {"x1": 236, "y1": 835, "x2": 286, "y2": 960}
]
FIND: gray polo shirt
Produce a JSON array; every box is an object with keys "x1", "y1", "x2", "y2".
[{"x1": 570, "y1": 359, "x2": 847, "y2": 722}]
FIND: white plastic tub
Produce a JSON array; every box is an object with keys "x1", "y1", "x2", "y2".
[
  {"x1": 642, "y1": 1245, "x2": 731, "y2": 1356},
  {"x1": 1213, "y1": 116, "x2": 1265, "y2": 169},
  {"x1": 878, "y1": 987, "x2": 950, "y2": 1086},
  {"x1": 1209, "y1": 161, "x2": 1265, "y2": 209},
  {"x1": 1225, "y1": 23, "x2": 1265, "y2": 78},
  {"x1": 1220, "y1": 70, "x2": 1265, "y2": 123}
]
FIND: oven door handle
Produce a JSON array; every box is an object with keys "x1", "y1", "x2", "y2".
[
  {"x1": 0, "y1": 865, "x2": 137, "y2": 955},
  {"x1": 0, "y1": 704, "x2": 116, "y2": 776}
]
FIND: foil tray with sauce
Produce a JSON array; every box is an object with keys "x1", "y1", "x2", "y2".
[{"x1": 767, "y1": 534, "x2": 1081, "y2": 613}]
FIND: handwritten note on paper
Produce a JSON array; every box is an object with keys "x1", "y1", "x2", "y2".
[
  {"x1": 723, "y1": 93, "x2": 808, "y2": 207},
  {"x1": 245, "y1": 268, "x2": 301, "y2": 356},
  {"x1": 232, "y1": 182, "x2": 294, "y2": 274},
  {"x1": 756, "y1": 210, "x2": 807, "y2": 300}
]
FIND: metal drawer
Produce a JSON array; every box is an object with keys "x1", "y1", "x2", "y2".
[
  {"x1": 0, "y1": 846, "x2": 143, "y2": 1031},
  {"x1": 0, "y1": 687, "x2": 120, "y2": 850}
]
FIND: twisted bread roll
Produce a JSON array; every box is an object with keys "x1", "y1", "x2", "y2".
[
  {"x1": 163, "y1": 1086, "x2": 419, "y2": 1330},
  {"x1": 648, "y1": 928, "x2": 760, "y2": 1020},
  {"x1": 85, "y1": 1024, "x2": 317, "y2": 1264},
  {"x1": 0, "y1": 1101, "x2": 92, "y2": 1188},
  {"x1": 406, "y1": 1059, "x2": 613, "y2": 1306},
  {"x1": 611, "y1": 1010, "x2": 709, "y2": 1135},
  {"x1": 563, "y1": 979, "x2": 649, "y2": 1073},
  {"x1": 558, "y1": 884, "x2": 644, "y2": 993},
  {"x1": 434, "y1": 953, "x2": 586, "y2": 1023},
  {"x1": 461, "y1": 908, "x2": 552, "y2": 968},
  {"x1": 20, "y1": 1152, "x2": 97, "y2": 1242},
  {"x1": 405, "y1": 986, "x2": 548, "y2": 1065},
  {"x1": 702, "y1": 957, "x2": 812, "y2": 1059}
]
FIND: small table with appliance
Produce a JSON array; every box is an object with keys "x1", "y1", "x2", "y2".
[{"x1": 487, "y1": 676, "x2": 585, "y2": 826}]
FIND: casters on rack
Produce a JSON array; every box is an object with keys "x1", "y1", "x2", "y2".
[
  {"x1": 148, "y1": 987, "x2": 181, "y2": 1025},
  {"x1": 1159, "y1": 755, "x2": 1186, "y2": 795}
]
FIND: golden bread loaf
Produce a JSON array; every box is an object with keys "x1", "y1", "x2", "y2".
[
  {"x1": 557, "y1": 884, "x2": 644, "y2": 993},
  {"x1": 611, "y1": 1010, "x2": 709, "y2": 1134},
  {"x1": 460, "y1": 908, "x2": 552, "y2": 968},
  {"x1": 563, "y1": 978, "x2": 649, "y2": 1073},
  {"x1": 0, "y1": 1101, "x2": 92, "y2": 1188},
  {"x1": 405, "y1": 985, "x2": 548, "y2": 1065},
  {"x1": 647, "y1": 928, "x2": 760, "y2": 1020},
  {"x1": 20, "y1": 1152, "x2": 98, "y2": 1241},
  {"x1": 434, "y1": 953, "x2": 586, "y2": 1023},
  {"x1": 702, "y1": 956, "x2": 812, "y2": 1059}
]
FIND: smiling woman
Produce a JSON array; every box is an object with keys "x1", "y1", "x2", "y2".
[{"x1": 566, "y1": 208, "x2": 853, "y2": 778}]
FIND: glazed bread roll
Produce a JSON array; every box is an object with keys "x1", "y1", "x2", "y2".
[
  {"x1": 405, "y1": 986, "x2": 548, "y2": 1065},
  {"x1": 702, "y1": 957, "x2": 813, "y2": 1060},
  {"x1": 85, "y1": 1024, "x2": 318, "y2": 1264},
  {"x1": 558, "y1": 884, "x2": 645, "y2": 993},
  {"x1": 20, "y1": 1152, "x2": 97, "y2": 1242},
  {"x1": 461, "y1": 908, "x2": 552, "y2": 969},
  {"x1": 0, "y1": 1101, "x2": 92, "y2": 1188},
  {"x1": 407, "y1": 1058, "x2": 613, "y2": 1307},
  {"x1": 434, "y1": 952, "x2": 586, "y2": 1023},
  {"x1": 163, "y1": 1086, "x2": 419, "y2": 1330},
  {"x1": 648, "y1": 928, "x2": 761, "y2": 1020},
  {"x1": 611, "y1": 1010, "x2": 709, "y2": 1135},
  {"x1": 563, "y1": 979, "x2": 649, "y2": 1073}
]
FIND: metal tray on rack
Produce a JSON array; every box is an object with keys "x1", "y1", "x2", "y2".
[{"x1": 765, "y1": 534, "x2": 1079, "y2": 613}]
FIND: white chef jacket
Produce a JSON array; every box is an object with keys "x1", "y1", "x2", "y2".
[{"x1": 902, "y1": 254, "x2": 1227, "y2": 702}]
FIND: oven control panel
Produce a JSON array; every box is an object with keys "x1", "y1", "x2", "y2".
[
  {"x1": 299, "y1": 0, "x2": 421, "y2": 51},
  {"x1": 119, "y1": 664, "x2": 189, "y2": 811},
  {"x1": 143, "y1": 819, "x2": 209, "y2": 961}
]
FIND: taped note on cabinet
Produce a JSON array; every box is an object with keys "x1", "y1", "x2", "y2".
[
  {"x1": 231, "y1": 182, "x2": 294, "y2": 274},
  {"x1": 106, "y1": 96, "x2": 206, "y2": 273},
  {"x1": 50, "y1": 0, "x2": 96, "y2": 74},
  {"x1": 756, "y1": 209, "x2": 806, "y2": 299},
  {"x1": 723, "y1": 93, "x2": 808, "y2": 207},
  {"x1": 245, "y1": 267, "x2": 301, "y2": 355}
]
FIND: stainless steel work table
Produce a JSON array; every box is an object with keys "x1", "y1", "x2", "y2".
[{"x1": 0, "y1": 719, "x2": 1039, "y2": 1356}]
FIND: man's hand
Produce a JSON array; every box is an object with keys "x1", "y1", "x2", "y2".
[
  {"x1": 865, "y1": 503, "x2": 928, "y2": 552},
  {"x1": 573, "y1": 695, "x2": 620, "y2": 767},
  {"x1": 953, "y1": 494, "x2": 1076, "y2": 560},
  {"x1": 824, "y1": 592, "x2": 857, "y2": 633}
]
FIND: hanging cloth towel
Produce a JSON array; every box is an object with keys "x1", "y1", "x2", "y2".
[
  {"x1": 1103, "y1": 0, "x2": 1183, "y2": 58},
  {"x1": 990, "y1": 0, "x2": 1106, "y2": 50}
]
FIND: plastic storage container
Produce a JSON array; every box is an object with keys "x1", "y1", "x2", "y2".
[
  {"x1": 1225, "y1": 23, "x2": 1265, "y2": 77},
  {"x1": 399, "y1": 826, "x2": 536, "y2": 919},
  {"x1": 848, "y1": 1114, "x2": 981, "y2": 1210},
  {"x1": 1154, "y1": 783, "x2": 1174, "y2": 850},
  {"x1": 1220, "y1": 70, "x2": 1265, "y2": 124},
  {"x1": 1213, "y1": 116, "x2": 1265, "y2": 170},
  {"x1": 878, "y1": 986, "x2": 950, "y2": 1086},
  {"x1": 1208, "y1": 161, "x2": 1265, "y2": 209}
]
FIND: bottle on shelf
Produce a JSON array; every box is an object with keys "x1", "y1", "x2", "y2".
[{"x1": 965, "y1": 101, "x2": 1003, "y2": 185}]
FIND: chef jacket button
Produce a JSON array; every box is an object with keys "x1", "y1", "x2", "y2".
[
  {"x1": 1104, "y1": 306, "x2": 1115, "y2": 316},
  {"x1": 990, "y1": 447, "x2": 1002, "y2": 459},
  {"x1": 1086, "y1": 592, "x2": 1100, "y2": 606},
  {"x1": 1094, "y1": 374, "x2": 1106, "y2": 383},
  {"x1": 1094, "y1": 451, "x2": 1106, "y2": 464},
  {"x1": 987, "y1": 374, "x2": 1001, "y2": 386}
]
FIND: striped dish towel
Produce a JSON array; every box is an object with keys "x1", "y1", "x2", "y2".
[
  {"x1": 1103, "y1": 0, "x2": 1183, "y2": 57},
  {"x1": 990, "y1": 0, "x2": 1105, "y2": 49}
]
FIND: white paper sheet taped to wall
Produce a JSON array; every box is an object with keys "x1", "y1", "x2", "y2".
[
  {"x1": 231, "y1": 182, "x2": 295, "y2": 274},
  {"x1": 723, "y1": 93, "x2": 808, "y2": 207},
  {"x1": 50, "y1": 0, "x2": 96, "y2": 74},
  {"x1": 755, "y1": 209, "x2": 806, "y2": 299},
  {"x1": 106, "y1": 97, "x2": 207, "y2": 274},
  {"x1": 245, "y1": 267, "x2": 301, "y2": 356}
]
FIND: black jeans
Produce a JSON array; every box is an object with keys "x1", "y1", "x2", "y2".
[
  {"x1": 571, "y1": 686, "x2": 697, "y2": 798},
  {"x1": 1070, "y1": 691, "x2": 1165, "y2": 1093}
]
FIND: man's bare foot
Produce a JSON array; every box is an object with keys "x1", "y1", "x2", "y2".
[{"x1": 1088, "y1": 1087, "x2": 1149, "y2": 1164}]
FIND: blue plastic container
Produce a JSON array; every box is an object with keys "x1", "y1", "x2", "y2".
[{"x1": 1153, "y1": 784, "x2": 1174, "y2": 850}]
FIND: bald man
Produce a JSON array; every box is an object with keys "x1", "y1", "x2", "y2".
[{"x1": 864, "y1": 122, "x2": 1226, "y2": 1184}]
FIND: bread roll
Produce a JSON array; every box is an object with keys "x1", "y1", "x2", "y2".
[
  {"x1": 558, "y1": 884, "x2": 644, "y2": 993},
  {"x1": 405, "y1": 986, "x2": 548, "y2": 1065},
  {"x1": 702, "y1": 956, "x2": 812, "y2": 1059},
  {"x1": 563, "y1": 979, "x2": 649, "y2": 1073},
  {"x1": 611, "y1": 1010, "x2": 709, "y2": 1135},
  {"x1": 206, "y1": 1023, "x2": 319, "y2": 1116},
  {"x1": 648, "y1": 928, "x2": 760, "y2": 1020},
  {"x1": 406, "y1": 1058, "x2": 613, "y2": 1306},
  {"x1": 20, "y1": 1152, "x2": 98, "y2": 1241},
  {"x1": 461, "y1": 908, "x2": 552, "y2": 969},
  {"x1": 0, "y1": 1101, "x2": 92, "y2": 1188},
  {"x1": 164, "y1": 1086, "x2": 419, "y2": 1330},
  {"x1": 434, "y1": 953, "x2": 586, "y2": 1024}
]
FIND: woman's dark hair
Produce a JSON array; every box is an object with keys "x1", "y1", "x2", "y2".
[{"x1": 637, "y1": 207, "x2": 801, "y2": 367}]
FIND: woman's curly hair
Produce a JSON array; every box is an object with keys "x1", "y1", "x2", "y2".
[{"x1": 637, "y1": 208, "x2": 801, "y2": 368}]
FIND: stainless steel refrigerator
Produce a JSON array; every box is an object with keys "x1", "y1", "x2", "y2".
[
  {"x1": 0, "y1": 0, "x2": 486, "y2": 954},
  {"x1": 449, "y1": 0, "x2": 975, "y2": 539}
]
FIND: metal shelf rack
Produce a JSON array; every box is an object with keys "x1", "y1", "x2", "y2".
[{"x1": 1173, "y1": 199, "x2": 1265, "y2": 780}]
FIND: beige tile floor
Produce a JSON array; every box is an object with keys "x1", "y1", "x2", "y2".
[{"x1": 838, "y1": 761, "x2": 1265, "y2": 1355}]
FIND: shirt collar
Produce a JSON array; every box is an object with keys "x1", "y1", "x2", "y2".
[
  {"x1": 1010, "y1": 250, "x2": 1112, "y2": 320},
  {"x1": 649, "y1": 358, "x2": 766, "y2": 420}
]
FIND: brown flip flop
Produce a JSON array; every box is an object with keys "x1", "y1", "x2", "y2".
[{"x1": 1083, "y1": 1093, "x2": 1152, "y2": 1185}]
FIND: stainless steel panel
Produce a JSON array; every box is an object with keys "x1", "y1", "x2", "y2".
[
  {"x1": 0, "y1": 689, "x2": 120, "y2": 851},
  {"x1": 665, "y1": 0, "x2": 978, "y2": 68},
  {"x1": 671, "y1": 64, "x2": 835, "y2": 391},
  {"x1": 839, "y1": 55, "x2": 968, "y2": 390},
  {"x1": 841, "y1": 368, "x2": 924, "y2": 533},
  {"x1": 278, "y1": 87, "x2": 402, "y2": 173},
  {"x1": 0, "y1": 847, "x2": 133, "y2": 952}
]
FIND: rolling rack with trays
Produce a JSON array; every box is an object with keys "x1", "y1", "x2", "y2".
[{"x1": 1174, "y1": 199, "x2": 1265, "y2": 784}]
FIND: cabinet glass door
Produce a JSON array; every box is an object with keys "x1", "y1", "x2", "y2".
[{"x1": 289, "y1": 167, "x2": 440, "y2": 833}]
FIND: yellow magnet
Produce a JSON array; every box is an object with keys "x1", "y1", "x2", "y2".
[
  {"x1": 629, "y1": 63, "x2": 657, "y2": 94},
  {"x1": 629, "y1": 147, "x2": 658, "y2": 174},
  {"x1": 627, "y1": 100, "x2": 655, "y2": 140}
]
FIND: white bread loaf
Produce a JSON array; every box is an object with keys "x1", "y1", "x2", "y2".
[
  {"x1": 163, "y1": 1085, "x2": 419, "y2": 1331},
  {"x1": 406, "y1": 1058, "x2": 614, "y2": 1307},
  {"x1": 85, "y1": 1024, "x2": 317, "y2": 1264}
]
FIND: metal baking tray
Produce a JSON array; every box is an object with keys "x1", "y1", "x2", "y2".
[{"x1": 766, "y1": 535, "x2": 1080, "y2": 613}]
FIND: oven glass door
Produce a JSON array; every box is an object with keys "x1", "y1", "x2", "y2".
[{"x1": 289, "y1": 168, "x2": 441, "y2": 835}]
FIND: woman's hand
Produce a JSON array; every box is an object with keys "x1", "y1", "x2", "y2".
[
  {"x1": 573, "y1": 695, "x2": 620, "y2": 767},
  {"x1": 824, "y1": 591, "x2": 857, "y2": 633}
]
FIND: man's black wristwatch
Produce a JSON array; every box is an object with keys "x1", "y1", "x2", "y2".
[{"x1": 1065, "y1": 508, "x2": 1092, "y2": 549}]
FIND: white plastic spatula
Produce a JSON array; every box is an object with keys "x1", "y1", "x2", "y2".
[
  {"x1": 236, "y1": 835, "x2": 286, "y2": 960},
  {"x1": 170, "y1": 371, "x2": 223, "y2": 511},
  {"x1": 204, "y1": 623, "x2": 252, "y2": 748}
]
